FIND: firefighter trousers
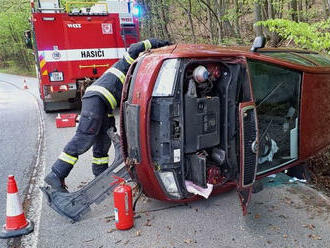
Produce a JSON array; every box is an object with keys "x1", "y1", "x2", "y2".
[{"x1": 52, "y1": 96, "x2": 116, "y2": 179}]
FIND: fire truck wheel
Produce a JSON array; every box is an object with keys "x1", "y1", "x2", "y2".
[{"x1": 43, "y1": 100, "x2": 52, "y2": 113}]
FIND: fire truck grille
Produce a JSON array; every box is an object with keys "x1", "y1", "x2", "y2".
[{"x1": 243, "y1": 108, "x2": 257, "y2": 187}]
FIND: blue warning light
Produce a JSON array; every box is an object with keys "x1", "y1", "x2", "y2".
[{"x1": 132, "y1": 6, "x2": 141, "y2": 17}]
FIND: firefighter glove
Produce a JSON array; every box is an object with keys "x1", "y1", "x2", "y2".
[{"x1": 148, "y1": 38, "x2": 171, "y2": 49}]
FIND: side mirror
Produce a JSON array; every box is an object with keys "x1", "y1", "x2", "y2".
[
  {"x1": 24, "y1": 30, "x2": 33, "y2": 49},
  {"x1": 250, "y1": 36, "x2": 266, "y2": 52}
]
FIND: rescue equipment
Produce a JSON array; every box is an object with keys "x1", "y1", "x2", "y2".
[
  {"x1": 55, "y1": 113, "x2": 78, "y2": 128},
  {"x1": 0, "y1": 175, "x2": 34, "y2": 239},
  {"x1": 113, "y1": 177, "x2": 134, "y2": 230},
  {"x1": 40, "y1": 128, "x2": 130, "y2": 222}
]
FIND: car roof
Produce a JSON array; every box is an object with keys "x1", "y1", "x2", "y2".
[{"x1": 152, "y1": 44, "x2": 330, "y2": 73}]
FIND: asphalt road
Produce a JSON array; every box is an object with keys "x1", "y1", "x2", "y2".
[
  {"x1": 0, "y1": 73, "x2": 330, "y2": 248},
  {"x1": 0, "y1": 73, "x2": 40, "y2": 248}
]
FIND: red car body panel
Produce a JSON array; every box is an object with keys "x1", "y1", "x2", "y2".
[
  {"x1": 130, "y1": 55, "x2": 169, "y2": 200},
  {"x1": 299, "y1": 73, "x2": 330, "y2": 159}
]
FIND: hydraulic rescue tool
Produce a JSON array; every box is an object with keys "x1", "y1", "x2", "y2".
[{"x1": 40, "y1": 129, "x2": 130, "y2": 222}]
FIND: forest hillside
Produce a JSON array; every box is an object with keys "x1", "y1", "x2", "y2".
[{"x1": 0, "y1": 0, "x2": 329, "y2": 75}]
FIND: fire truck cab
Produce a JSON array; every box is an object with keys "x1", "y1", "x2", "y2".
[{"x1": 29, "y1": 0, "x2": 140, "y2": 112}]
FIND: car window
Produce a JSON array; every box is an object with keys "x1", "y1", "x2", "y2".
[
  {"x1": 262, "y1": 52, "x2": 316, "y2": 66},
  {"x1": 247, "y1": 60, "x2": 302, "y2": 174},
  {"x1": 299, "y1": 53, "x2": 330, "y2": 66}
]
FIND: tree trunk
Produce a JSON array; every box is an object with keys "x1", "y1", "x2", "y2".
[
  {"x1": 291, "y1": 0, "x2": 298, "y2": 21},
  {"x1": 176, "y1": 0, "x2": 197, "y2": 43},
  {"x1": 268, "y1": 0, "x2": 274, "y2": 19},
  {"x1": 234, "y1": 0, "x2": 242, "y2": 40},
  {"x1": 322, "y1": 0, "x2": 330, "y2": 17},
  {"x1": 207, "y1": 0, "x2": 215, "y2": 43},
  {"x1": 298, "y1": 0, "x2": 303, "y2": 21},
  {"x1": 140, "y1": 0, "x2": 154, "y2": 38},
  {"x1": 254, "y1": 2, "x2": 263, "y2": 37},
  {"x1": 188, "y1": 0, "x2": 197, "y2": 43},
  {"x1": 160, "y1": 0, "x2": 171, "y2": 40},
  {"x1": 151, "y1": 0, "x2": 165, "y2": 39},
  {"x1": 214, "y1": 0, "x2": 223, "y2": 43}
]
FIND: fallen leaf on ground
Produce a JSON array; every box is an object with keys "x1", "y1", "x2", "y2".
[
  {"x1": 283, "y1": 234, "x2": 288, "y2": 238},
  {"x1": 255, "y1": 214, "x2": 261, "y2": 219},
  {"x1": 107, "y1": 228, "x2": 117, "y2": 233},
  {"x1": 184, "y1": 239, "x2": 193, "y2": 244},
  {"x1": 123, "y1": 240, "x2": 129, "y2": 245},
  {"x1": 144, "y1": 220, "x2": 152, "y2": 226},
  {"x1": 269, "y1": 226, "x2": 280, "y2": 231},
  {"x1": 303, "y1": 224, "x2": 315, "y2": 230},
  {"x1": 308, "y1": 234, "x2": 322, "y2": 240},
  {"x1": 166, "y1": 225, "x2": 171, "y2": 230},
  {"x1": 136, "y1": 230, "x2": 141, "y2": 237},
  {"x1": 115, "y1": 240, "x2": 122, "y2": 244}
]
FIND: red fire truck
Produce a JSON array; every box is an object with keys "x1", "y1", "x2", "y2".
[{"x1": 28, "y1": 0, "x2": 140, "y2": 112}]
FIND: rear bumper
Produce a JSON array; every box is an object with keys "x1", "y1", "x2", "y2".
[{"x1": 44, "y1": 83, "x2": 78, "y2": 102}]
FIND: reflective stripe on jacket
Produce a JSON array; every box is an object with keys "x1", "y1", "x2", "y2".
[{"x1": 82, "y1": 40, "x2": 151, "y2": 111}]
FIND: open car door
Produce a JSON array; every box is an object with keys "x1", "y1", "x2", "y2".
[{"x1": 237, "y1": 101, "x2": 259, "y2": 215}]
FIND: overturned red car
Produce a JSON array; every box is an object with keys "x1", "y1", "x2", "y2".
[{"x1": 120, "y1": 41, "x2": 330, "y2": 214}]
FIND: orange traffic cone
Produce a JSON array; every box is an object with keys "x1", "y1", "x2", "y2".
[
  {"x1": 0, "y1": 175, "x2": 34, "y2": 239},
  {"x1": 23, "y1": 80, "x2": 28, "y2": 89}
]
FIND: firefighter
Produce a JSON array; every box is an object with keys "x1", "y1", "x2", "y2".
[{"x1": 45, "y1": 39, "x2": 170, "y2": 192}]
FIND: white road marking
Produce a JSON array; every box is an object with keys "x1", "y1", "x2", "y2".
[{"x1": 18, "y1": 84, "x2": 46, "y2": 248}]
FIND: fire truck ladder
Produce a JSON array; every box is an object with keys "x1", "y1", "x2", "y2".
[{"x1": 40, "y1": 129, "x2": 130, "y2": 222}]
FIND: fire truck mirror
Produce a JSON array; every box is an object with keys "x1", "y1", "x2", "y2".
[{"x1": 24, "y1": 30, "x2": 33, "y2": 49}]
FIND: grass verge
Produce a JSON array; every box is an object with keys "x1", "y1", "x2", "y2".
[{"x1": 0, "y1": 63, "x2": 35, "y2": 77}]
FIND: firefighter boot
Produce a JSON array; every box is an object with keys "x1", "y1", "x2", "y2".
[
  {"x1": 92, "y1": 164, "x2": 108, "y2": 177},
  {"x1": 44, "y1": 171, "x2": 68, "y2": 193}
]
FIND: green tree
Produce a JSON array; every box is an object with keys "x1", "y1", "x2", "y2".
[
  {"x1": 258, "y1": 18, "x2": 330, "y2": 54},
  {"x1": 0, "y1": 0, "x2": 34, "y2": 72}
]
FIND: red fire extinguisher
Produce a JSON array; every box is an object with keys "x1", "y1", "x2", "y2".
[{"x1": 113, "y1": 177, "x2": 134, "y2": 230}]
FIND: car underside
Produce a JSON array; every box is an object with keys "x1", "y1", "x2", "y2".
[{"x1": 122, "y1": 56, "x2": 259, "y2": 205}]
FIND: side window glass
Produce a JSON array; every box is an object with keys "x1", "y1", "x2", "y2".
[{"x1": 247, "y1": 60, "x2": 302, "y2": 174}]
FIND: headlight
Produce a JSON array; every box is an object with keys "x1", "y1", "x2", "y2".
[
  {"x1": 158, "y1": 171, "x2": 180, "y2": 198},
  {"x1": 152, "y1": 59, "x2": 179, "y2": 97},
  {"x1": 49, "y1": 71, "x2": 63, "y2": 82}
]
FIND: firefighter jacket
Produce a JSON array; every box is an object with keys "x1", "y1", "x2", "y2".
[{"x1": 83, "y1": 39, "x2": 170, "y2": 112}]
